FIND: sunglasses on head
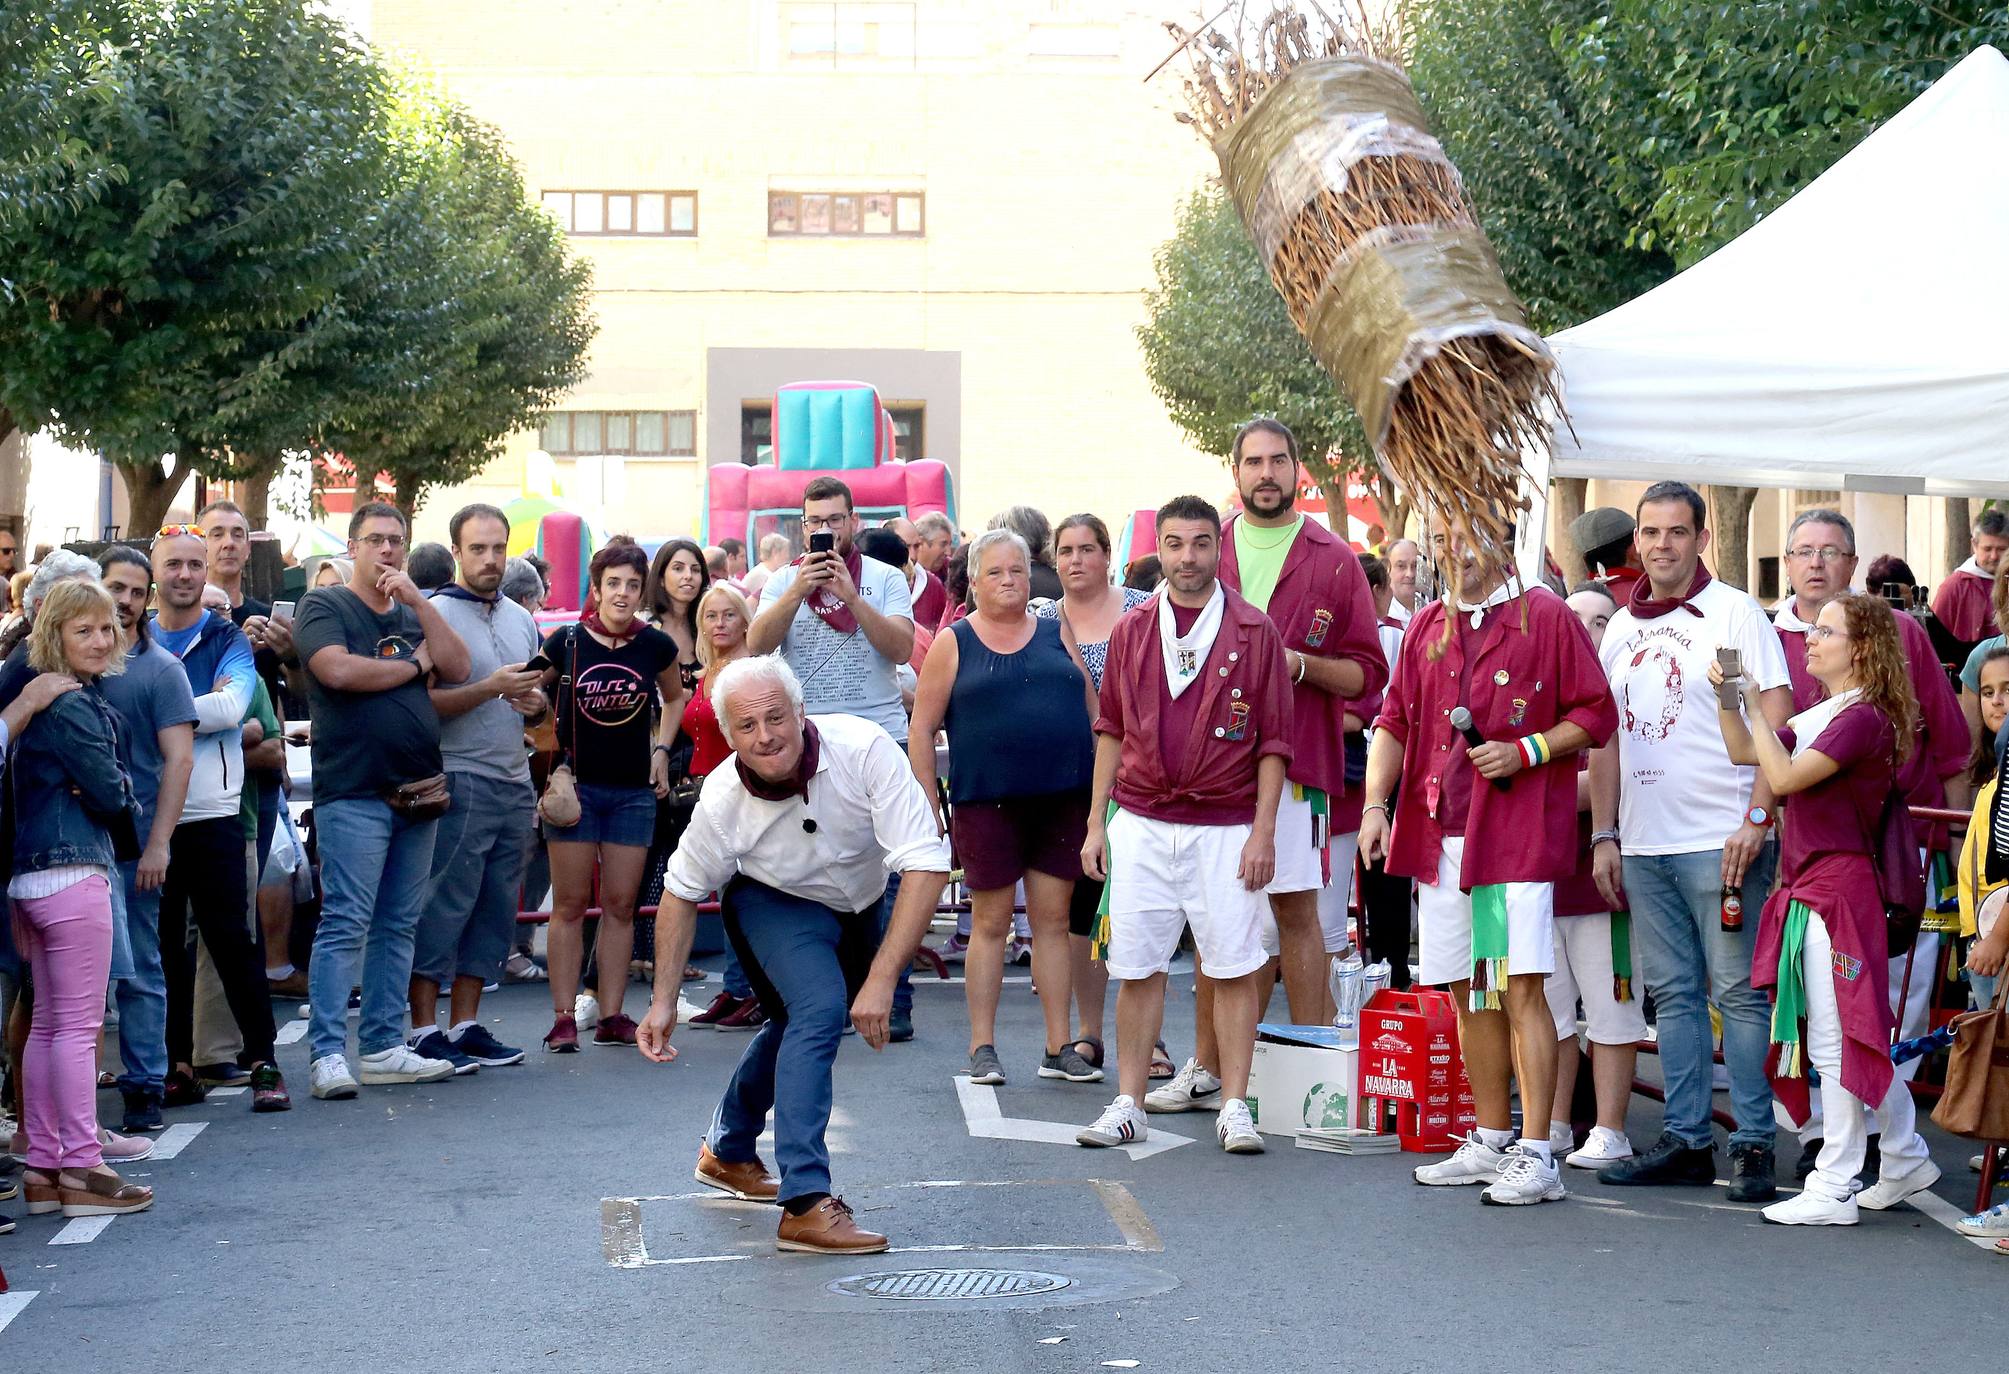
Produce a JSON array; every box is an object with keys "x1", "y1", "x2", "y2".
[{"x1": 156, "y1": 523, "x2": 205, "y2": 540}]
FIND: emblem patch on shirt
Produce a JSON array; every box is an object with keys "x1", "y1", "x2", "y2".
[
  {"x1": 1224, "y1": 700, "x2": 1251, "y2": 742},
  {"x1": 375, "y1": 635, "x2": 415, "y2": 660},
  {"x1": 1177, "y1": 648, "x2": 1198, "y2": 677},
  {"x1": 1508, "y1": 697, "x2": 1528, "y2": 727},
  {"x1": 1831, "y1": 950, "x2": 1862, "y2": 982},
  {"x1": 1305, "y1": 608, "x2": 1332, "y2": 648}
]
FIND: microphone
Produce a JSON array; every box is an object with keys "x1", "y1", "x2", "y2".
[
  {"x1": 1449, "y1": 706, "x2": 1511, "y2": 792},
  {"x1": 803, "y1": 818, "x2": 818, "y2": 834}
]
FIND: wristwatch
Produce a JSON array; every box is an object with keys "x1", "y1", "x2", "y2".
[{"x1": 1746, "y1": 806, "x2": 1773, "y2": 828}]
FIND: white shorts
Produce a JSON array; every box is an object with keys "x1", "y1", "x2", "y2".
[
  {"x1": 1267, "y1": 791, "x2": 1324, "y2": 895},
  {"x1": 1261, "y1": 830, "x2": 1361, "y2": 957},
  {"x1": 1106, "y1": 809, "x2": 1268, "y2": 981},
  {"x1": 1545, "y1": 912, "x2": 1649, "y2": 1045},
  {"x1": 1415, "y1": 837, "x2": 1555, "y2": 987}
]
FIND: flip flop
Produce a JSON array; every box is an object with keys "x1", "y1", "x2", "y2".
[
  {"x1": 682, "y1": 964, "x2": 705, "y2": 982},
  {"x1": 1070, "y1": 1036, "x2": 1104, "y2": 1070},
  {"x1": 1149, "y1": 1038, "x2": 1176, "y2": 1080}
]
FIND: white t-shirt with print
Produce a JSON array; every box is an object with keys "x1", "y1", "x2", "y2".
[
  {"x1": 759, "y1": 555, "x2": 915, "y2": 743},
  {"x1": 1600, "y1": 577, "x2": 1790, "y2": 856}
]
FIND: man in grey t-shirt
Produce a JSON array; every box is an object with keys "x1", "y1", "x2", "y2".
[
  {"x1": 407, "y1": 503, "x2": 546, "y2": 1070},
  {"x1": 750, "y1": 475, "x2": 920, "y2": 1039}
]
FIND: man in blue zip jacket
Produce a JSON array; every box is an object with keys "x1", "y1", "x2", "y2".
[{"x1": 147, "y1": 527, "x2": 288, "y2": 1112}]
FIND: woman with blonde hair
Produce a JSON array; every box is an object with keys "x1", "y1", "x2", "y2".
[
  {"x1": 1712, "y1": 592, "x2": 1936, "y2": 1226},
  {"x1": 13, "y1": 580, "x2": 153, "y2": 1219},
  {"x1": 311, "y1": 557, "x2": 352, "y2": 590}
]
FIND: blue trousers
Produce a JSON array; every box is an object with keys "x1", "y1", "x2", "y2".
[
  {"x1": 1623, "y1": 844, "x2": 1779, "y2": 1150},
  {"x1": 310, "y1": 798, "x2": 438, "y2": 1061},
  {"x1": 708, "y1": 877, "x2": 878, "y2": 1201},
  {"x1": 114, "y1": 861, "x2": 166, "y2": 1096},
  {"x1": 876, "y1": 869, "x2": 912, "y2": 1018}
]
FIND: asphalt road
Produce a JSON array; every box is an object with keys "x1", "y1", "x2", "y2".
[{"x1": 4, "y1": 955, "x2": 2003, "y2": 1374}]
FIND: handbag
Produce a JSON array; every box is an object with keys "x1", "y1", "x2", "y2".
[
  {"x1": 385, "y1": 772, "x2": 452, "y2": 821},
  {"x1": 1853, "y1": 734, "x2": 1926, "y2": 957},
  {"x1": 1932, "y1": 974, "x2": 2009, "y2": 1140},
  {"x1": 538, "y1": 626, "x2": 583, "y2": 827}
]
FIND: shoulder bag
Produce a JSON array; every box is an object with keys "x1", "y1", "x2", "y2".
[
  {"x1": 537, "y1": 625, "x2": 582, "y2": 828},
  {"x1": 1933, "y1": 974, "x2": 2009, "y2": 1140},
  {"x1": 1856, "y1": 732, "x2": 1926, "y2": 957}
]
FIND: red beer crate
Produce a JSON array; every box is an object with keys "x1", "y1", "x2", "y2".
[{"x1": 1357, "y1": 988, "x2": 1476, "y2": 1152}]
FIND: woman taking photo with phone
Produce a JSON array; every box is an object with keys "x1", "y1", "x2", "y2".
[
  {"x1": 14, "y1": 580, "x2": 152, "y2": 1218},
  {"x1": 536, "y1": 538, "x2": 686, "y2": 1052},
  {"x1": 1710, "y1": 592, "x2": 1938, "y2": 1226}
]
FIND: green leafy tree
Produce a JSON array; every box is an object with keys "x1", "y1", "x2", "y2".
[
  {"x1": 1137, "y1": 190, "x2": 1410, "y2": 534},
  {"x1": 0, "y1": 0, "x2": 388, "y2": 533}
]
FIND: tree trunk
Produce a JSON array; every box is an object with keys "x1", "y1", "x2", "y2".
[
  {"x1": 119, "y1": 454, "x2": 186, "y2": 538},
  {"x1": 1368, "y1": 469, "x2": 1411, "y2": 544},
  {"x1": 243, "y1": 468, "x2": 272, "y2": 532},
  {"x1": 1946, "y1": 496, "x2": 1972, "y2": 577},
  {"x1": 1552, "y1": 476, "x2": 1588, "y2": 577},
  {"x1": 1709, "y1": 485, "x2": 1758, "y2": 593}
]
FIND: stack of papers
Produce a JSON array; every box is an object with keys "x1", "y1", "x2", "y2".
[{"x1": 1294, "y1": 1127, "x2": 1401, "y2": 1155}]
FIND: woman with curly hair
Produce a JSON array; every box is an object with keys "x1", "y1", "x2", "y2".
[{"x1": 1711, "y1": 592, "x2": 1937, "y2": 1226}]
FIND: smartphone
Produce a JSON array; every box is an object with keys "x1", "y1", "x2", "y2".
[
  {"x1": 1714, "y1": 646, "x2": 1742, "y2": 709},
  {"x1": 524, "y1": 652, "x2": 554, "y2": 676},
  {"x1": 271, "y1": 600, "x2": 295, "y2": 622},
  {"x1": 808, "y1": 531, "x2": 835, "y2": 556}
]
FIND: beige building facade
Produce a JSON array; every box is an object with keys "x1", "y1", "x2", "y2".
[{"x1": 363, "y1": 1, "x2": 1227, "y2": 543}]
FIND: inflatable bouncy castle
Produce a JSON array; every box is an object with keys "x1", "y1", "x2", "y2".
[{"x1": 703, "y1": 381, "x2": 955, "y2": 549}]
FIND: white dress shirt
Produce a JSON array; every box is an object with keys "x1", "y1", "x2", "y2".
[{"x1": 666, "y1": 712, "x2": 951, "y2": 913}]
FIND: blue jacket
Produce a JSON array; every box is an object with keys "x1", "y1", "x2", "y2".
[
  {"x1": 150, "y1": 610, "x2": 255, "y2": 822},
  {"x1": 9, "y1": 680, "x2": 142, "y2": 876}
]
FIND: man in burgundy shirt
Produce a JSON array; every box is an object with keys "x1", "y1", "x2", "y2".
[
  {"x1": 1930, "y1": 508, "x2": 2007, "y2": 656},
  {"x1": 885, "y1": 516, "x2": 949, "y2": 630},
  {"x1": 1773, "y1": 508, "x2": 1965, "y2": 1174},
  {"x1": 1076, "y1": 496, "x2": 1293, "y2": 1156},
  {"x1": 1360, "y1": 514, "x2": 1618, "y2": 1205}
]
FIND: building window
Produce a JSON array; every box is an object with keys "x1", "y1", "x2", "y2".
[
  {"x1": 887, "y1": 404, "x2": 923, "y2": 462},
  {"x1": 541, "y1": 190, "x2": 698, "y2": 237},
  {"x1": 741, "y1": 405, "x2": 773, "y2": 465},
  {"x1": 541, "y1": 411, "x2": 696, "y2": 457},
  {"x1": 781, "y1": 2, "x2": 917, "y2": 66},
  {"x1": 769, "y1": 190, "x2": 923, "y2": 237}
]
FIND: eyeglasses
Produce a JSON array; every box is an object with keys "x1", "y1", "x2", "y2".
[
  {"x1": 1807, "y1": 624, "x2": 1848, "y2": 641},
  {"x1": 155, "y1": 523, "x2": 204, "y2": 540},
  {"x1": 1787, "y1": 545, "x2": 1851, "y2": 563},
  {"x1": 357, "y1": 533, "x2": 406, "y2": 550},
  {"x1": 800, "y1": 515, "x2": 849, "y2": 532}
]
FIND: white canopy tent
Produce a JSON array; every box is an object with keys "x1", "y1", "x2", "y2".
[{"x1": 1544, "y1": 45, "x2": 2009, "y2": 499}]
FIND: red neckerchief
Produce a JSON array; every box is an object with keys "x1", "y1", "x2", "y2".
[
  {"x1": 580, "y1": 604, "x2": 641, "y2": 646},
  {"x1": 736, "y1": 718, "x2": 821, "y2": 802},
  {"x1": 1627, "y1": 563, "x2": 1713, "y2": 621},
  {"x1": 793, "y1": 548, "x2": 864, "y2": 634}
]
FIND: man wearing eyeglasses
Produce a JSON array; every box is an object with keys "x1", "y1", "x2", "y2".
[
  {"x1": 1772, "y1": 508, "x2": 1965, "y2": 1181},
  {"x1": 749, "y1": 477, "x2": 919, "y2": 1039},
  {"x1": 0, "y1": 528, "x2": 17, "y2": 581},
  {"x1": 293, "y1": 501, "x2": 471, "y2": 1101}
]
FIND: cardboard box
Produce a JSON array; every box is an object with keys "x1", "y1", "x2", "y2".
[{"x1": 1248, "y1": 1024, "x2": 1360, "y2": 1139}]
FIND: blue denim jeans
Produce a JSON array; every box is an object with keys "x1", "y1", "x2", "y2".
[
  {"x1": 710, "y1": 877, "x2": 870, "y2": 1200},
  {"x1": 412, "y1": 773, "x2": 535, "y2": 985},
  {"x1": 1623, "y1": 844, "x2": 1779, "y2": 1150},
  {"x1": 721, "y1": 939, "x2": 752, "y2": 1000},
  {"x1": 309, "y1": 798, "x2": 439, "y2": 1060},
  {"x1": 875, "y1": 869, "x2": 913, "y2": 1018},
  {"x1": 114, "y1": 860, "x2": 167, "y2": 1095}
]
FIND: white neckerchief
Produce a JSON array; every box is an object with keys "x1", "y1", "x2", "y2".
[
  {"x1": 1785, "y1": 686, "x2": 1861, "y2": 760},
  {"x1": 1957, "y1": 557, "x2": 1991, "y2": 580},
  {"x1": 1158, "y1": 582, "x2": 1224, "y2": 700},
  {"x1": 1451, "y1": 576, "x2": 1522, "y2": 629},
  {"x1": 1775, "y1": 590, "x2": 1869, "y2": 633}
]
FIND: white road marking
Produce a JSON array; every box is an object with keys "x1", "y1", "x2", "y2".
[
  {"x1": 0, "y1": 1292, "x2": 38, "y2": 1335},
  {"x1": 954, "y1": 1075, "x2": 1191, "y2": 1159},
  {"x1": 151, "y1": 1122, "x2": 207, "y2": 1160},
  {"x1": 206, "y1": 1087, "x2": 246, "y2": 1098},
  {"x1": 1906, "y1": 1184, "x2": 1998, "y2": 1251},
  {"x1": 50, "y1": 1216, "x2": 114, "y2": 1245},
  {"x1": 274, "y1": 1019, "x2": 308, "y2": 1045}
]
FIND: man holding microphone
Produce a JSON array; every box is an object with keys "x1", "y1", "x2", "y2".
[{"x1": 1359, "y1": 514, "x2": 1616, "y2": 1206}]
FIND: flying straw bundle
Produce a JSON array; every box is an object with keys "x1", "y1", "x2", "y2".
[{"x1": 1157, "y1": 4, "x2": 1562, "y2": 608}]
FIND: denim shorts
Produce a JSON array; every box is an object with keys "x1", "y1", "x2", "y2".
[{"x1": 547, "y1": 782, "x2": 657, "y2": 849}]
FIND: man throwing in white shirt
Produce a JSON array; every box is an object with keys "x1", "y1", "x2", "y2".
[{"x1": 638, "y1": 655, "x2": 951, "y2": 1256}]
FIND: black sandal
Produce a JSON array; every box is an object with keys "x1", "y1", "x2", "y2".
[
  {"x1": 1149, "y1": 1038, "x2": 1176, "y2": 1080},
  {"x1": 1070, "y1": 1036, "x2": 1104, "y2": 1069}
]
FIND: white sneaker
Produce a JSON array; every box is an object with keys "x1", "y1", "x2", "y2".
[
  {"x1": 357, "y1": 1045, "x2": 454, "y2": 1085},
  {"x1": 1217, "y1": 1099, "x2": 1264, "y2": 1154},
  {"x1": 1857, "y1": 1159, "x2": 1942, "y2": 1212},
  {"x1": 573, "y1": 992, "x2": 601, "y2": 1031},
  {"x1": 1958, "y1": 1201, "x2": 2009, "y2": 1237},
  {"x1": 1565, "y1": 1125, "x2": 1635, "y2": 1169},
  {"x1": 1763, "y1": 1189, "x2": 1859, "y2": 1226},
  {"x1": 1413, "y1": 1132, "x2": 1509, "y2": 1186},
  {"x1": 1145, "y1": 1057, "x2": 1221, "y2": 1113},
  {"x1": 1547, "y1": 1122, "x2": 1575, "y2": 1157},
  {"x1": 1077, "y1": 1095, "x2": 1148, "y2": 1148},
  {"x1": 310, "y1": 1054, "x2": 359, "y2": 1100},
  {"x1": 1482, "y1": 1151, "x2": 1567, "y2": 1206}
]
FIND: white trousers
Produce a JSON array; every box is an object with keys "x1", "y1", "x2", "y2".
[
  {"x1": 1791, "y1": 931, "x2": 1939, "y2": 1142},
  {"x1": 1798, "y1": 913, "x2": 1932, "y2": 1201}
]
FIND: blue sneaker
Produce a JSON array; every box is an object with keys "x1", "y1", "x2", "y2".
[
  {"x1": 121, "y1": 1089, "x2": 165, "y2": 1133},
  {"x1": 1958, "y1": 1201, "x2": 2009, "y2": 1238},
  {"x1": 450, "y1": 1023, "x2": 526, "y2": 1067},
  {"x1": 410, "y1": 1028, "x2": 481, "y2": 1076}
]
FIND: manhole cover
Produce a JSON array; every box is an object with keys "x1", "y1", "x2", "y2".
[{"x1": 829, "y1": 1268, "x2": 1073, "y2": 1302}]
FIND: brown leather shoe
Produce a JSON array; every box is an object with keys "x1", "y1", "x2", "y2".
[
  {"x1": 775, "y1": 1196, "x2": 887, "y2": 1254},
  {"x1": 694, "y1": 1142, "x2": 779, "y2": 1202}
]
